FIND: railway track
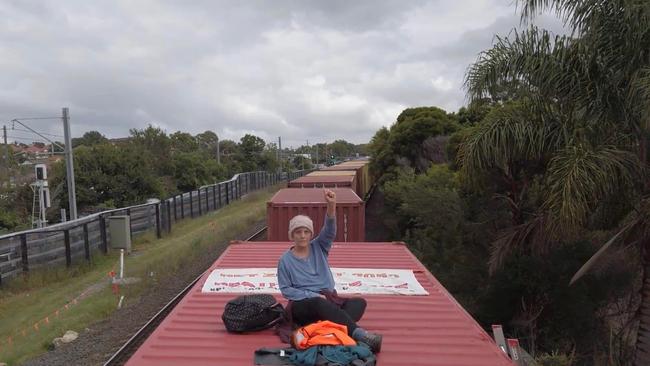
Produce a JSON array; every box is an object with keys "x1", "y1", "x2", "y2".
[{"x1": 103, "y1": 227, "x2": 268, "y2": 366}]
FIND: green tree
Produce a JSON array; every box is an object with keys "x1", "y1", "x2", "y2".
[
  {"x1": 172, "y1": 151, "x2": 225, "y2": 191},
  {"x1": 367, "y1": 127, "x2": 395, "y2": 182},
  {"x1": 462, "y1": 0, "x2": 650, "y2": 362},
  {"x1": 239, "y1": 134, "x2": 266, "y2": 171},
  {"x1": 51, "y1": 143, "x2": 164, "y2": 210},
  {"x1": 170, "y1": 131, "x2": 198, "y2": 153},
  {"x1": 292, "y1": 155, "x2": 313, "y2": 170},
  {"x1": 72, "y1": 131, "x2": 108, "y2": 148},
  {"x1": 389, "y1": 107, "x2": 458, "y2": 172},
  {"x1": 196, "y1": 130, "x2": 219, "y2": 158},
  {"x1": 129, "y1": 125, "x2": 173, "y2": 176},
  {"x1": 328, "y1": 139, "x2": 355, "y2": 159}
]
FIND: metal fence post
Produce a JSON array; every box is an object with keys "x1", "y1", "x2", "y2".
[
  {"x1": 166, "y1": 200, "x2": 172, "y2": 234},
  {"x1": 189, "y1": 191, "x2": 194, "y2": 218},
  {"x1": 205, "y1": 187, "x2": 210, "y2": 212},
  {"x1": 181, "y1": 194, "x2": 185, "y2": 219},
  {"x1": 212, "y1": 185, "x2": 217, "y2": 210},
  {"x1": 225, "y1": 181, "x2": 230, "y2": 205},
  {"x1": 173, "y1": 195, "x2": 178, "y2": 220},
  {"x1": 64, "y1": 229, "x2": 71, "y2": 267},
  {"x1": 126, "y1": 208, "x2": 133, "y2": 241},
  {"x1": 20, "y1": 233, "x2": 28, "y2": 272},
  {"x1": 155, "y1": 203, "x2": 162, "y2": 239},
  {"x1": 83, "y1": 223, "x2": 90, "y2": 261},
  {"x1": 198, "y1": 188, "x2": 203, "y2": 216},
  {"x1": 100, "y1": 215, "x2": 108, "y2": 254}
]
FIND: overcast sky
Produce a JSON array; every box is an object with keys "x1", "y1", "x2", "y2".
[{"x1": 0, "y1": 0, "x2": 565, "y2": 148}]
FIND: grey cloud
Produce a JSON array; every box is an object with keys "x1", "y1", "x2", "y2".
[{"x1": 0, "y1": 0, "x2": 567, "y2": 148}]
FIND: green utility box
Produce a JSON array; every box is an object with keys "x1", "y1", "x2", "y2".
[{"x1": 109, "y1": 215, "x2": 131, "y2": 253}]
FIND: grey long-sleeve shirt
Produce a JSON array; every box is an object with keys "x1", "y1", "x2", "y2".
[{"x1": 277, "y1": 216, "x2": 336, "y2": 301}]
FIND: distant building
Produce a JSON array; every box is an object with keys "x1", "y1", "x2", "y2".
[
  {"x1": 109, "y1": 137, "x2": 132, "y2": 145},
  {"x1": 11, "y1": 144, "x2": 51, "y2": 160}
]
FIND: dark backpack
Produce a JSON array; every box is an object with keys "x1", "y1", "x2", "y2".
[{"x1": 222, "y1": 294, "x2": 285, "y2": 333}]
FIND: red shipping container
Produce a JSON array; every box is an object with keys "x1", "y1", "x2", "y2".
[
  {"x1": 288, "y1": 174, "x2": 357, "y2": 191},
  {"x1": 126, "y1": 242, "x2": 515, "y2": 366},
  {"x1": 267, "y1": 188, "x2": 365, "y2": 242}
]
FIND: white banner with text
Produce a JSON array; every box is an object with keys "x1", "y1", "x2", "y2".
[{"x1": 201, "y1": 267, "x2": 429, "y2": 295}]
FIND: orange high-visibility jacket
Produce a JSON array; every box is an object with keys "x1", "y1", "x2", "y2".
[{"x1": 292, "y1": 320, "x2": 357, "y2": 350}]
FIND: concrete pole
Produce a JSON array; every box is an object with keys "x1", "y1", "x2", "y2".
[
  {"x1": 62, "y1": 107, "x2": 78, "y2": 220},
  {"x1": 2, "y1": 125, "x2": 8, "y2": 182},
  {"x1": 278, "y1": 136, "x2": 282, "y2": 173},
  {"x1": 216, "y1": 135, "x2": 220, "y2": 164}
]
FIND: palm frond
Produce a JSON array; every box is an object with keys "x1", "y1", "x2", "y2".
[
  {"x1": 457, "y1": 102, "x2": 552, "y2": 187},
  {"x1": 489, "y1": 215, "x2": 548, "y2": 273},
  {"x1": 544, "y1": 144, "x2": 642, "y2": 229},
  {"x1": 569, "y1": 220, "x2": 633, "y2": 285}
]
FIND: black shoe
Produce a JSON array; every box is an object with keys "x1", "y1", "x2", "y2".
[{"x1": 359, "y1": 332, "x2": 382, "y2": 353}]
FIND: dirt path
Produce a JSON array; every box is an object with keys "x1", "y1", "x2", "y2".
[{"x1": 22, "y1": 220, "x2": 266, "y2": 366}]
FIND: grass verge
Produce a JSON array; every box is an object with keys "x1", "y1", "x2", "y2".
[{"x1": 0, "y1": 185, "x2": 280, "y2": 365}]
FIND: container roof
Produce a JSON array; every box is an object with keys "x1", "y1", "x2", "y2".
[
  {"x1": 322, "y1": 165, "x2": 363, "y2": 171},
  {"x1": 290, "y1": 175, "x2": 356, "y2": 184},
  {"x1": 339, "y1": 161, "x2": 369, "y2": 166},
  {"x1": 126, "y1": 242, "x2": 514, "y2": 366},
  {"x1": 269, "y1": 188, "x2": 362, "y2": 204},
  {"x1": 308, "y1": 170, "x2": 357, "y2": 176}
]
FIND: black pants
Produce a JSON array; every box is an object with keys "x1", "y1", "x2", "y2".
[{"x1": 291, "y1": 297, "x2": 367, "y2": 336}]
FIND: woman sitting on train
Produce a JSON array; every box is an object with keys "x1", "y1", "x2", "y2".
[{"x1": 276, "y1": 188, "x2": 382, "y2": 353}]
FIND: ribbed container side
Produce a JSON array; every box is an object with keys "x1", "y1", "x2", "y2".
[
  {"x1": 321, "y1": 165, "x2": 369, "y2": 198},
  {"x1": 126, "y1": 242, "x2": 514, "y2": 366},
  {"x1": 287, "y1": 175, "x2": 357, "y2": 195},
  {"x1": 267, "y1": 188, "x2": 364, "y2": 242}
]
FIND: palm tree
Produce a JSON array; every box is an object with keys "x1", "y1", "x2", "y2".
[{"x1": 460, "y1": 1, "x2": 650, "y2": 364}]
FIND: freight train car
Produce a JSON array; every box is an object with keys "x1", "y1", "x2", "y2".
[
  {"x1": 125, "y1": 241, "x2": 515, "y2": 366},
  {"x1": 320, "y1": 162, "x2": 371, "y2": 199},
  {"x1": 287, "y1": 174, "x2": 356, "y2": 191},
  {"x1": 266, "y1": 188, "x2": 365, "y2": 242}
]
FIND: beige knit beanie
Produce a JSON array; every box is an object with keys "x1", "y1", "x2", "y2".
[{"x1": 288, "y1": 215, "x2": 314, "y2": 239}]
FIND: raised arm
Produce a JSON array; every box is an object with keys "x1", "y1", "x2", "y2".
[{"x1": 312, "y1": 189, "x2": 337, "y2": 253}]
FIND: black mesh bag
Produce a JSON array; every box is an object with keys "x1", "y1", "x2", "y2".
[{"x1": 222, "y1": 294, "x2": 285, "y2": 333}]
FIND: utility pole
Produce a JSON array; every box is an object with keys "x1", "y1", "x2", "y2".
[
  {"x1": 2, "y1": 125, "x2": 8, "y2": 182},
  {"x1": 278, "y1": 136, "x2": 282, "y2": 172},
  {"x1": 305, "y1": 140, "x2": 309, "y2": 169},
  {"x1": 216, "y1": 135, "x2": 220, "y2": 164},
  {"x1": 62, "y1": 107, "x2": 78, "y2": 220}
]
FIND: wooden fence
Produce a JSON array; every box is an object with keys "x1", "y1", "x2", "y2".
[{"x1": 0, "y1": 170, "x2": 309, "y2": 285}]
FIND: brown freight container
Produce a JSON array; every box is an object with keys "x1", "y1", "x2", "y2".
[
  {"x1": 321, "y1": 164, "x2": 371, "y2": 199},
  {"x1": 267, "y1": 188, "x2": 365, "y2": 242},
  {"x1": 288, "y1": 175, "x2": 357, "y2": 191},
  {"x1": 307, "y1": 170, "x2": 361, "y2": 197}
]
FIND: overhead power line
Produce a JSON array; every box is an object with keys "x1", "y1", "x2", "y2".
[{"x1": 11, "y1": 128, "x2": 64, "y2": 138}]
